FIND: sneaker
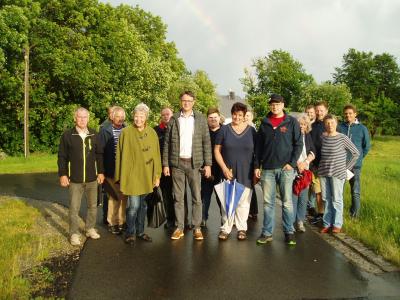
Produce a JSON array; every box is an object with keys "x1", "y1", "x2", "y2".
[
  {"x1": 110, "y1": 225, "x2": 122, "y2": 235},
  {"x1": 310, "y1": 215, "x2": 322, "y2": 225},
  {"x1": 332, "y1": 226, "x2": 341, "y2": 234},
  {"x1": 138, "y1": 233, "x2": 152, "y2": 242},
  {"x1": 296, "y1": 221, "x2": 306, "y2": 233},
  {"x1": 193, "y1": 228, "x2": 204, "y2": 241},
  {"x1": 320, "y1": 226, "x2": 330, "y2": 233},
  {"x1": 171, "y1": 228, "x2": 184, "y2": 240},
  {"x1": 119, "y1": 223, "x2": 127, "y2": 232},
  {"x1": 256, "y1": 234, "x2": 273, "y2": 244},
  {"x1": 70, "y1": 234, "x2": 81, "y2": 246},
  {"x1": 125, "y1": 235, "x2": 136, "y2": 244},
  {"x1": 86, "y1": 228, "x2": 100, "y2": 239},
  {"x1": 285, "y1": 233, "x2": 296, "y2": 245}
]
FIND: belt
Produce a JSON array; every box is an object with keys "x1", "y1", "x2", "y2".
[{"x1": 179, "y1": 157, "x2": 192, "y2": 162}]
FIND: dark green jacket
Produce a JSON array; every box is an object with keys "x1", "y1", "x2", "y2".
[
  {"x1": 115, "y1": 125, "x2": 162, "y2": 196},
  {"x1": 163, "y1": 110, "x2": 212, "y2": 168}
]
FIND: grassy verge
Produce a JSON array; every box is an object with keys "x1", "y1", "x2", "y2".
[
  {"x1": 343, "y1": 136, "x2": 400, "y2": 266},
  {"x1": 0, "y1": 152, "x2": 57, "y2": 174},
  {"x1": 0, "y1": 196, "x2": 65, "y2": 298}
]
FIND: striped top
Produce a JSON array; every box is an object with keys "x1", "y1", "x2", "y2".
[
  {"x1": 112, "y1": 126, "x2": 123, "y2": 156},
  {"x1": 318, "y1": 133, "x2": 360, "y2": 180}
]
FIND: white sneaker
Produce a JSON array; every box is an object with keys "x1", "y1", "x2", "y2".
[
  {"x1": 86, "y1": 228, "x2": 100, "y2": 239},
  {"x1": 297, "y1": 221, "x2": 306, "y2": 233},
  {"x1": 70, "y1": 234, "x2": 81, "y2": 246}
]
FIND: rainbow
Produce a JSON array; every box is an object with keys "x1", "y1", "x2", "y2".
[{"x1": 185, "y1": 0, "x2": 227, "y2": 47}]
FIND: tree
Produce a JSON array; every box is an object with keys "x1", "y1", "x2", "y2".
[
  {"x1": 166, "y1": 70, "x2": 218, "y2": 115},
  {"x1": 241, "y1": 49, "x2": 314, "y2": 112},
  {"x1": 1, "y1": 0, "x2": 214, "y2": 155},
  {"x1": 360, "y1": 94, "x2": 399, "y2": 137},
  {"x1": 333, "y1": 48, "x2": 400, "y2": 104},
  {"x1": 300, "y1": 82, "x2": 352, "y2": 117}
]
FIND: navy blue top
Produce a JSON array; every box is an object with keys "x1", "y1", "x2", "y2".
[{"x1": 215, "y1": 124, "x2": 256, "y2": 188}]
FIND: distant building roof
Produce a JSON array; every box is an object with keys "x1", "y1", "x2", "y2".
[{"x1": 217, "y1": 91, "x2": 245, "y2": 118}]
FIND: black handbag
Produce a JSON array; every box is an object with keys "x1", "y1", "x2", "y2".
[{"x1": 146, "y1": 187, "x2": 167, "y2": 228}]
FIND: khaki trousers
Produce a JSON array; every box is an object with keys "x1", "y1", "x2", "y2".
[{"x1": 104, "y1": 177, "x2": 127, "y2": 226}]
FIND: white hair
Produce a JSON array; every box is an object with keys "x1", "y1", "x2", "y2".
[
  {"x1": 132, "y1": 103, "x2": 150, "y2": 119},
  {"x1": 74, "y1": 107, "x2": 89, "y2": 119},
  {"x1": 112, "y1": 106, "x2": 126, "y2": 119}
]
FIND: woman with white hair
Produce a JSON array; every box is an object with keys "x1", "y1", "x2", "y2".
[
  {"x1": 292, "y1": 114, "x2": 315, "y2": 232},
  {"x1": 115, "y1": 103, "x2": 162, "y2": 244}
]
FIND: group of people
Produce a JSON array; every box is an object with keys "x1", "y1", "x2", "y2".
[{"x1": 58, "y1": 91, "x2": 370, "y2": 246}]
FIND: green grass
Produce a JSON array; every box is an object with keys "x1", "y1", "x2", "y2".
[
  {"x1": 0, "y1": 196, "x2": 61, "y2": 299},
  {"x1": 343, "y1": 136, "x2": 400, "y2": 266},
  {"x1": 0, "y1": 152, "x2": 57, "y2": 174}
]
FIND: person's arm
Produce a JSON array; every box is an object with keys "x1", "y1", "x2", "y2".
[
  {"x1": 362, "y1": 126, "x2": 371, "y2": 158},
  {"x1": 214, "y1": 144, "x2": 233, "y2": 180},
  {"x1": 162, "y1": 119, "x2": 172, "y2": 176},
  {"x1": 114, "y1": 130, "x2": 124, "y2": 183},
  {"x1": 286, "y1": 119, "x2": 303, "y2": 170},
  {"x1": 254, "y1": 126, "x2": 263, "y2": 178},
  {"x1": 153, "y1": 130, "x2": 162, "y2": 187},
  {"x1": 202, "y1": 117, "x2": 212, "y2": 177},
  {"x1": 344, "y1": 135, "x2": 360, "y2": 170},
  {"x1": 95, "y1": 132, "x2": 105, "y2": 176}
]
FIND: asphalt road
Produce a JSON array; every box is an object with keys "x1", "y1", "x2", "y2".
[{"x1": 1, "y1": 173, "x2": 400, "y2": 299}]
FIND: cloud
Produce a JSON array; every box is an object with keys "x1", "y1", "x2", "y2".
[{"x1": 103, "y1": 0, "x2": 400, "y2": 96}]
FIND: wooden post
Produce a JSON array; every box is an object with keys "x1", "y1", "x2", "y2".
[{"x1": 24, "y1": 45, "x2": 30, "y2": 158}]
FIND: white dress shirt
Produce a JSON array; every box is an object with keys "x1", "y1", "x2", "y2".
[{"x1": 178, "y1": 111, "x2": 194, "y2": 158}]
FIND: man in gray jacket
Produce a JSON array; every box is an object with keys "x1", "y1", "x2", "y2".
[{"x1": 163, "y1": 91, "x2": 212, "y2": 241}]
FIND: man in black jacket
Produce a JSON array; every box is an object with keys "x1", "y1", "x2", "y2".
[
  {"x1": 99, "y1": 106, "x2": 126, "y2": 235},
  {"x1": 254, "y1": 94, "x2": 303, "y2": 245},
  {"x1": 309, "y1": 101, "x2": 329, "y2": 222},
  {"x1": 58, "y1": 107, "x2": 105, "y2": 246}
]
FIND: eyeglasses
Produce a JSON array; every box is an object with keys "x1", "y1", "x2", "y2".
[
  {"x1": 181, "y1": 100, "x2": 194, "y2": 103},
  {"x1": 269, "y1": 102, "x2": 283, "y2": 107}
]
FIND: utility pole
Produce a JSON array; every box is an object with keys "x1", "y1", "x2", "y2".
[{"x1": 24, "y1": 45, "x2": 30, "y2": 158}]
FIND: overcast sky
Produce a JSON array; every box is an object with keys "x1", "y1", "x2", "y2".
[{"x1": 104, "y1": 0, "x2": 400, "y2": 97}]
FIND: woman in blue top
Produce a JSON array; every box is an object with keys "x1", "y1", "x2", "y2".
[{"x1": 214, "y1": 102, "x2": 256, "y2": 240}]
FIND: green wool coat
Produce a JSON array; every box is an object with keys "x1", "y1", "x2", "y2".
[{"x1": 115, "y1": 125, "x2": 162, "y2": 196}]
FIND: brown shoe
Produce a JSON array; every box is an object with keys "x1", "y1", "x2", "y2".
[
  {"x1": 171, "y1": 228, "x2": 184, "y2": 240},
  {"x1": 332, "y1": 227, "x2": 341, "y2": 234},
  {"x1": 193, "y1": 228, "x2": 204, "y2": 241}
]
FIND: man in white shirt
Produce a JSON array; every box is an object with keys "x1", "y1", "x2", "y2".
[{"x1": 163, "y1": 91, "x2": 212, "y2": 241}]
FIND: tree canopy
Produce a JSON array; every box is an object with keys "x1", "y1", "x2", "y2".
[
  {"x1": 242, "y1": 48, "x2": 400, "y2": 135},
  {"x1": 0, "y1": 0, "x2": 217, "y2": 155}
]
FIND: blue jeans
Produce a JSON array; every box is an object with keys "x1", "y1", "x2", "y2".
[
  {"x1": 260, "y1": 168, "x2": 295, "y2": 235},
  {"x1": 320, "y1": 176, "x2": 345, "y2": 228},
  {"x1": 126, "y1": 194, "x2": 148, "y2": 236},
  {"x1": 292, "y1": 187, "x2": 309, "y2": 223},
  {"x1": 349, "y1": 168, "x2": 361, "y2": 217}
]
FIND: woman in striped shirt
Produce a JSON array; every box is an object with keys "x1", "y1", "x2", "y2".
[{"x1": 318, "y1": 114, "x2": 359, "y2": 233}]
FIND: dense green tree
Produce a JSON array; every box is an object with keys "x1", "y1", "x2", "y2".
[
  {"x1": 166, "y1": 70, "x2": 218, "y2": 114},
  {"x1": 241, "y1": 49, "x2": 314, "y2": 113},
  {"x1": 0, "y1": 0, "x2": 215, "y2": 154},
  {"x1": 359, "y1": 94, "x2": 399, "y2": 137},
  {"x1": 333, "y1": 48, "x2": 400, "y2": 104},
  {"x1": 300, "y1": 82, "x2": 352, "y2": 116}
]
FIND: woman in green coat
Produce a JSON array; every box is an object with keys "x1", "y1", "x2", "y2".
[{"x1": 115, "y1": 103, "x2": 162, "y2": 244}]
